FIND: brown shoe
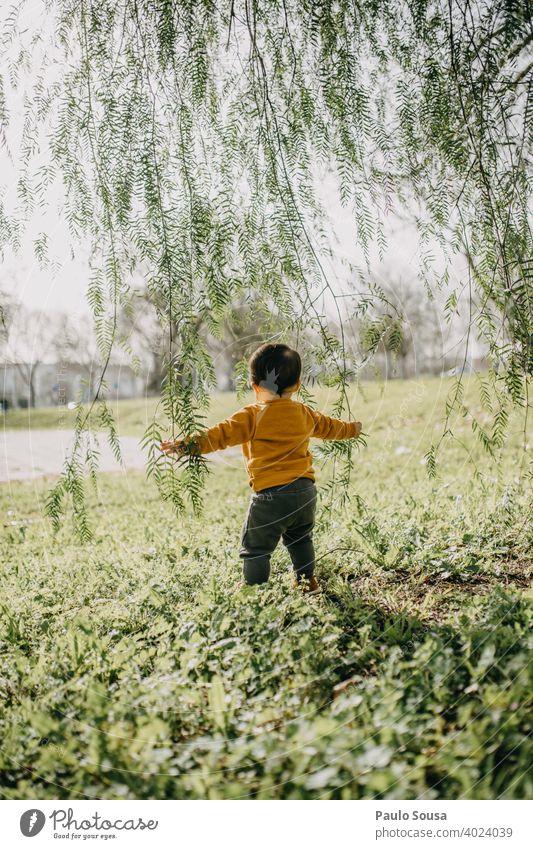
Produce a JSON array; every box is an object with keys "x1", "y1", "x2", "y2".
[{"x1": 293, "y1": 575, "x2": 321, "y2": 594}]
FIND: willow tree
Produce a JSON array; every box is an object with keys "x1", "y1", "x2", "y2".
[{"x1": 1, "y1": 0, "x2": 531, "y2": 537}]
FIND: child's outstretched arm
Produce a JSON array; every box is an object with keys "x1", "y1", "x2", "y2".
[
  {"x1": 161, "y1": 407, "x2": 255, "y2": 456},
  {"x1": 309, "y1": 409, "x2": 362, "y2": 440}
]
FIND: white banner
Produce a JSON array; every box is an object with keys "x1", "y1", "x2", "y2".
[{"x1": 1, "y1": 800, "x2": 532, "y2": 849}]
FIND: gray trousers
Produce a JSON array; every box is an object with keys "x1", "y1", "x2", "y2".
[{"x1": 239, "y1": 477, "x2": 317, "y2": 585}]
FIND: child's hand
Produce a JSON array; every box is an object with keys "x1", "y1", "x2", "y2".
[
  {"x1": 160, "y1": 439, "x2": 184, "y2": 456},
  {"x1": 354, "y1": 421, "x2": 363, "y2": 438}
]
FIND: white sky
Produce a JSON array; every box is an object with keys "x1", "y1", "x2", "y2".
[
  {"x1": 1, "y1": 195, "x2": 434, "y2": 313},
  {"x1": 0, "y1": 0, "x2": 475, "y2": 364}
]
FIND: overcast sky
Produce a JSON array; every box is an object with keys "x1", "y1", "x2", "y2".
[{"x1": 0, "y1": 0, "x2": 474, "y2": 365}]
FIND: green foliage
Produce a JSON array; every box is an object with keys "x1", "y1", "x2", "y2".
[{"x1": 1, "y1": 0, "x2": 532, "y2": 534}]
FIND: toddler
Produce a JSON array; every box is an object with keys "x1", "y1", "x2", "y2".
[{"x1": 161, "y1": 343, "x2": 361, "y2": 591}]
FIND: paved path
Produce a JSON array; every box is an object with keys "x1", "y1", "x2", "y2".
[{"x1": 0, "y1": 430, "x2": 241, "y2": 482}]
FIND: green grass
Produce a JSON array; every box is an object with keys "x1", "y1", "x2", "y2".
[
  {"x1": 0, "y1": 377, "x2": 531, "y2": 799},
  {"x1": 2, "y1": 373, "x2": 522, "y2": 437}
]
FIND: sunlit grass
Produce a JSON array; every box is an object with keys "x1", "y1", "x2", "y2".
[{"x1": 0, "y1": 377, "x2": 531, "y2": 799}]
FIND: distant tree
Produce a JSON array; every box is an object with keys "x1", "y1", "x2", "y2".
[
  {"x1": 50, "y1": 313, "x2": 110, "y2": 401},
  {"x1": 0, "y1": 295, "x2": 58, "y2": 407},
  {"x1": 357, "y1": 278, "x2": 444, "y2": 379},
  {"x1": 207, "y1": 296, "x2": 287, "y2": 391},
  {"x1": 120, "y1": 286, "x2": 285, "y2": 393},
  {"x1": 117, "y1": 286, "x2": 172, "y2": 394}
]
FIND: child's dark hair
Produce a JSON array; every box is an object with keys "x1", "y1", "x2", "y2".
[{"x1": 249, "y1": 343, "x2": 301, "y2": 396}]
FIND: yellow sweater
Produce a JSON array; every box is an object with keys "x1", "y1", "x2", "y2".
[{"x1": 183, "y1": 398, "x2": 361, "y2": 492}]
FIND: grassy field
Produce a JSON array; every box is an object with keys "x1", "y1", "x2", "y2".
[{"x1": 0, "y1": 377, "x2": 532, "y2": 799}]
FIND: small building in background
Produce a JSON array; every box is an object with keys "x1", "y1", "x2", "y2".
[{"x1": 0, "y1": 362, "x2": 144, "y2": 410}]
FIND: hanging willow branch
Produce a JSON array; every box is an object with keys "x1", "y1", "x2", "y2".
[{"x1": 0, "y1": 0, "x2": 531, "y2": 536}]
